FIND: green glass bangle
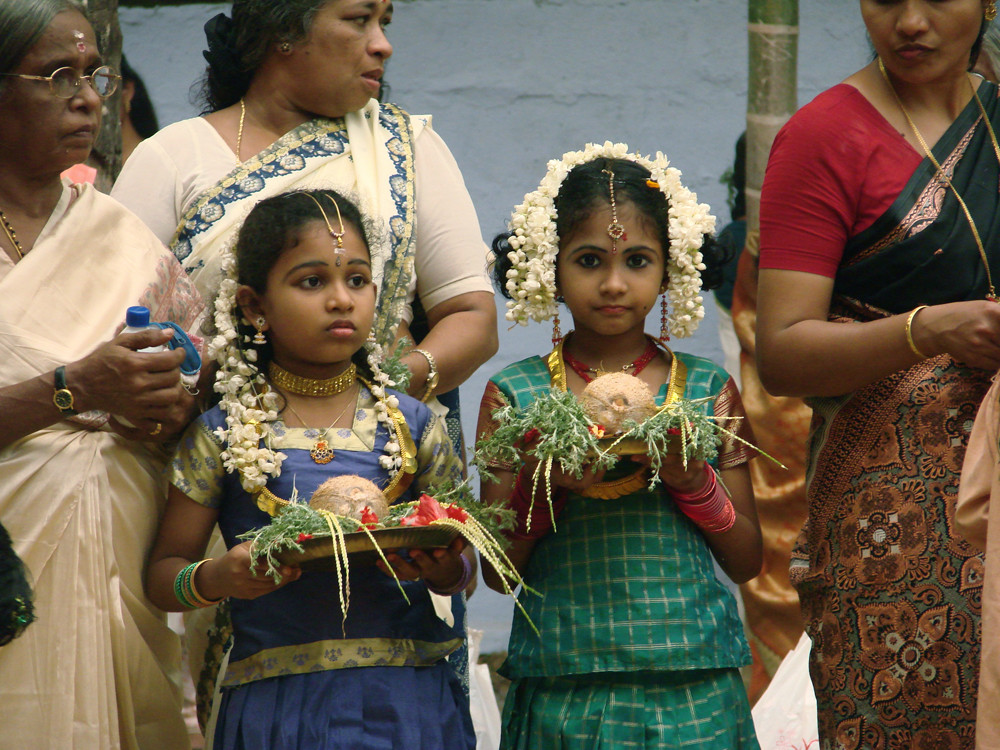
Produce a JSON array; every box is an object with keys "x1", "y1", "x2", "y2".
[{"x1": 173, "y1": 563, "x2": 199, "y2": 609}]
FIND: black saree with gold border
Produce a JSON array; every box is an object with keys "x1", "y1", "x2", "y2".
[{"x1": 790, "y1": 81, "x2": 1000, "y2": 750}]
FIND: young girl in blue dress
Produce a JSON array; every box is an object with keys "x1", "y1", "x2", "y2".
[
  {"x1": 145, "y1": 189, "x2": 476, "y2": 750},
  {"x1": 476, "y1": 144, "x2": 763, "y2": 749}
]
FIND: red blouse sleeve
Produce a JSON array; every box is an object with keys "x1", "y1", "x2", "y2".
[{"x1": 759, "y1": 85, "x2": 922, "y2": 278}]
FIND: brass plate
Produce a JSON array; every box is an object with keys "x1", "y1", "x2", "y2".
[{"x1": 274, "y1": 525, "x2": 461, "y2": 569}]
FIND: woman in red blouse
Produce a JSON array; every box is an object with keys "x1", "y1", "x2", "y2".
[{"x1": 757, "y1": 1, "x2": 1000, "y2": 747}]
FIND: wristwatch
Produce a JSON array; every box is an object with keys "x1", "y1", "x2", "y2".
[
  {"x1": 412, "y1": 348, "x2": 439, "y2": 402},
  {"x1": 53, "y1": 365, "x2": 77, "y2": 416}
]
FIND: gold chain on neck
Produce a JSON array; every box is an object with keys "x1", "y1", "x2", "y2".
[
  {"x1": 0, "y1": 209, "x2": 24, "y2": 261},
  {"x1": 878, "y1": 58, "x2": 998, "y2": 302},
  {"x1": 235, "y1": 98, "x2": 246, "y2": 165}
]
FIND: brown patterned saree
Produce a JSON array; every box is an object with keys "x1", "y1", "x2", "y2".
[{"x1": 791, "y1": 82, "x2": 1000, "y2": 749}]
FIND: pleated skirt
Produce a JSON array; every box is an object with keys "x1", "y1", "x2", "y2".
[
  {"x1": 500, "y1": 669, "x2": 759, "y2": 750},
  {"x1": 213, "y1": 662, "x2": 475, "y2": 750}
]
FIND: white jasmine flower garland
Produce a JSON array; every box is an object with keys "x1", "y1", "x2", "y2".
[{"x1": 504, "y1": 141, "x2": 716, "y2": 339}]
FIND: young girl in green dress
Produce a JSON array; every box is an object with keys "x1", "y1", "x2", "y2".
[{"x1": 477, "y1": 144, "x2": 763, "y2": 749}]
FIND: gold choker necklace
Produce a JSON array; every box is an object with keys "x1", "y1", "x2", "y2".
[{"x1": 268, "y1": 362, "x2": 357, "y2": 396}]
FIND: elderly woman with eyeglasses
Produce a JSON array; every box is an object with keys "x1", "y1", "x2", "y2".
[{"x1": 0, "y1": 1, "x2": 207, "y2": 747}]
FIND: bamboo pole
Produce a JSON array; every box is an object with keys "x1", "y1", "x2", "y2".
[
  {"x1": 736, "y1": 0, "x2": 808, "y2": 704},
  {"x1": 746, "y1": 0, "x2": 798, "y2": 240}
]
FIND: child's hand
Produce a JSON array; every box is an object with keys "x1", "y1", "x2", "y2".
[
  {"x1": 520, "y1": 452, "x2": 607, "y2": 493},
  {"x1": 632, "y1": 454, "x2": 709, "y2": 494},
  {"x1": 377, "y1": 537, "x2": 468, "y2": 591},
  {"x1": 199, "y1": 542, "x2": 302, "y2": 601}
]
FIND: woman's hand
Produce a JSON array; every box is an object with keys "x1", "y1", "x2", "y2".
[
  {"x1": 197, "y1": 542, "x2": 302, "y2": 601},
  {"x1": 911, "y1": 300, "x2": 1000, "y2": 370},
  {"x1": 758, "y1": 269, "x2": 1000, "y2": 397},
  {"x1": 67, "y1": 327, "x2": 196, "y2": 440},
  {"x1": 377, "y1": 537, "x2": 468, "y2": 590}
]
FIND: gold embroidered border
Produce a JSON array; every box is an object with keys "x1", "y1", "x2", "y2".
[{"x1": 222, "y1": 636, "x2": 462, "y2": 687}]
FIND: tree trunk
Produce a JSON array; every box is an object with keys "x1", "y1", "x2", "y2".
[
  {"x1": 736, "y1": 0, "x2": 809, "y2": 705},
  {"x1": 81, "y1": 0, "x2": 122, "y2": 192}
]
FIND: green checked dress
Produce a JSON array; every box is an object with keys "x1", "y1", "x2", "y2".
[{"x1": 477, "y1": 345, "x2": 760, "y2": 750}]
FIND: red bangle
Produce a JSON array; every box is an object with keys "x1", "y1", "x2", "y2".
[{"x1": 670, "y1": 466, "x2": 736, "y2": 534}]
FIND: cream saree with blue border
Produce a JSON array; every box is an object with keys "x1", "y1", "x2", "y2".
[{"x1": 170, "y1": 99, "x2": 420, "y2": 347}]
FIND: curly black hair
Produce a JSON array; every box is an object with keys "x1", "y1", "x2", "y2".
[{"x1": 491, "y1": 157, "x2": 730, "y2": 301}]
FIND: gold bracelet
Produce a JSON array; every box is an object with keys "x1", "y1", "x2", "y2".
[
  {"x1": 904, "y1": 305, "x2": 930, "y2": 359},
  {"x1": 411, "y1": 348, "x2": 439, "y2": 402},
  {"x1": 188, "y1": 559, "x2": 224, "y2": 606}
]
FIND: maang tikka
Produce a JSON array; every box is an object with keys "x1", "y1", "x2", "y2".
[
  {"x1": 603, "y1": 168, "x2": 626, "y2": 253},
  {"x1": 304, "y1": 192, "x2": 347, "y2": 265}
]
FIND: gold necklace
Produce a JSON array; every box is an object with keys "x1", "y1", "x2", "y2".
[
  {"x1": 878, "y1": 58, "x2": 999, "y2": 302},
  {"x1": 268, "y1": 361, "x2": 356, "y2": 397},
  {"x1": 0, "y1": 209, "x2": 24, "y2": 260},
  {"x1": 235, "y1": 98, "x2": 246, "y2": 165},
  {"x1": 282, "y1": 386, "x2": 357, "y2": 464}
]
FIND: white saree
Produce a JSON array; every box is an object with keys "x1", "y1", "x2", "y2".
[
  {"x1": 0, "y1": 184, "x2": 204, "y2": 750},
  {"x1": 171, "y1": 100, "x2": 421, "y2": 347}
]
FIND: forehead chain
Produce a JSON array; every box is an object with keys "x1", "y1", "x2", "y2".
[
  {"x1": 304, "y1": 193, "x2": 347, "y2": 264},
  {"x1": 602, "y1": 168, "x2": 627, "y2": 253}
]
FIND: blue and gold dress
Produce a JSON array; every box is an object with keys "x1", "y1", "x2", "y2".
[{"x1": 170, "y1": 384, "x2": 474, "y2": 750}]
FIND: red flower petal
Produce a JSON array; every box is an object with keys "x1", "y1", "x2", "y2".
[
  {"x1": 445, "y1": 504, "x2": 469, "y2": 523},
  {"x1": 400, "y1": 494, "x2": 449, "y2": 527},
  {"x1": 360, "y1": 506, "x2": 380, "y2": 529},
  {"x1": 296, "y1": 533, "x2": 314, "y2": 542}
]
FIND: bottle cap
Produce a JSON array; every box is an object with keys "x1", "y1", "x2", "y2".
[{"x1": 125, "y1": 306, "x2": 151, "y2": 328}]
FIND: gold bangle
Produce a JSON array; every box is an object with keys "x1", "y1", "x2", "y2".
[
  {"x1": 904, "y1": 305, "x2": 930, "y2": 359},
  {"x1": 188, "y1": 559, "x2": 224, "y2": 606},
  {"x1": 411, "y1": 348, "x2": 439, "y2": 402}
]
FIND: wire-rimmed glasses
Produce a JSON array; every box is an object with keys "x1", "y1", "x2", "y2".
[{"x1": 0, "y1": 65, "x2": 120, "y2": 99}]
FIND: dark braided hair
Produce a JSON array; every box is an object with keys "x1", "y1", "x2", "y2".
[{"x1": 491, "y1": 157, "x2": 730, "y2": 299}]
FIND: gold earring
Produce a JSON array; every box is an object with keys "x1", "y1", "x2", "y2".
[
  {"x1": 551, "y1": 307, "x2": 562, "y2": 348},
  {"x1": 659, "y1": 292, "x2": 670, "y2": 343},
  {"x1": 253, "y1": 316, "x2": 267, "y2": 345}
]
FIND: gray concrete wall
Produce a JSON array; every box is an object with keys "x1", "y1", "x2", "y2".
[{"x1": 120, "y1": 0, "x2": 869, "y2": 652}]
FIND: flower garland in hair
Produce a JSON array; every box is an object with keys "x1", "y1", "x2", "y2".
[
  {"x1": 503, "y1": 141, "x2": 716, "y2": 339},
  {"x1": 209, "y1": 241, "x2": 404, "y2": 494},
  {"x1": 209, "y1": 244, "x2": 286, "y2": 494}
]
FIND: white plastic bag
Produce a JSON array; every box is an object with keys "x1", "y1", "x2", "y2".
[
  {"x1": 467, "y1": 628, "x2": 502, "y2": 750},
  {"x1": 751, "y1": 632, "x2": 819, "y2": 749}
]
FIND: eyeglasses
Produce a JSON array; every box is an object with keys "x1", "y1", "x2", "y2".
[{"x1": 0, "y1": 65, "x2": 120, "y2": 100}]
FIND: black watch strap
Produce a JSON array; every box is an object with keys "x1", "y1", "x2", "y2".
[{"x1": 53, "y1": 365, "x2": 77, "y2": 415}]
